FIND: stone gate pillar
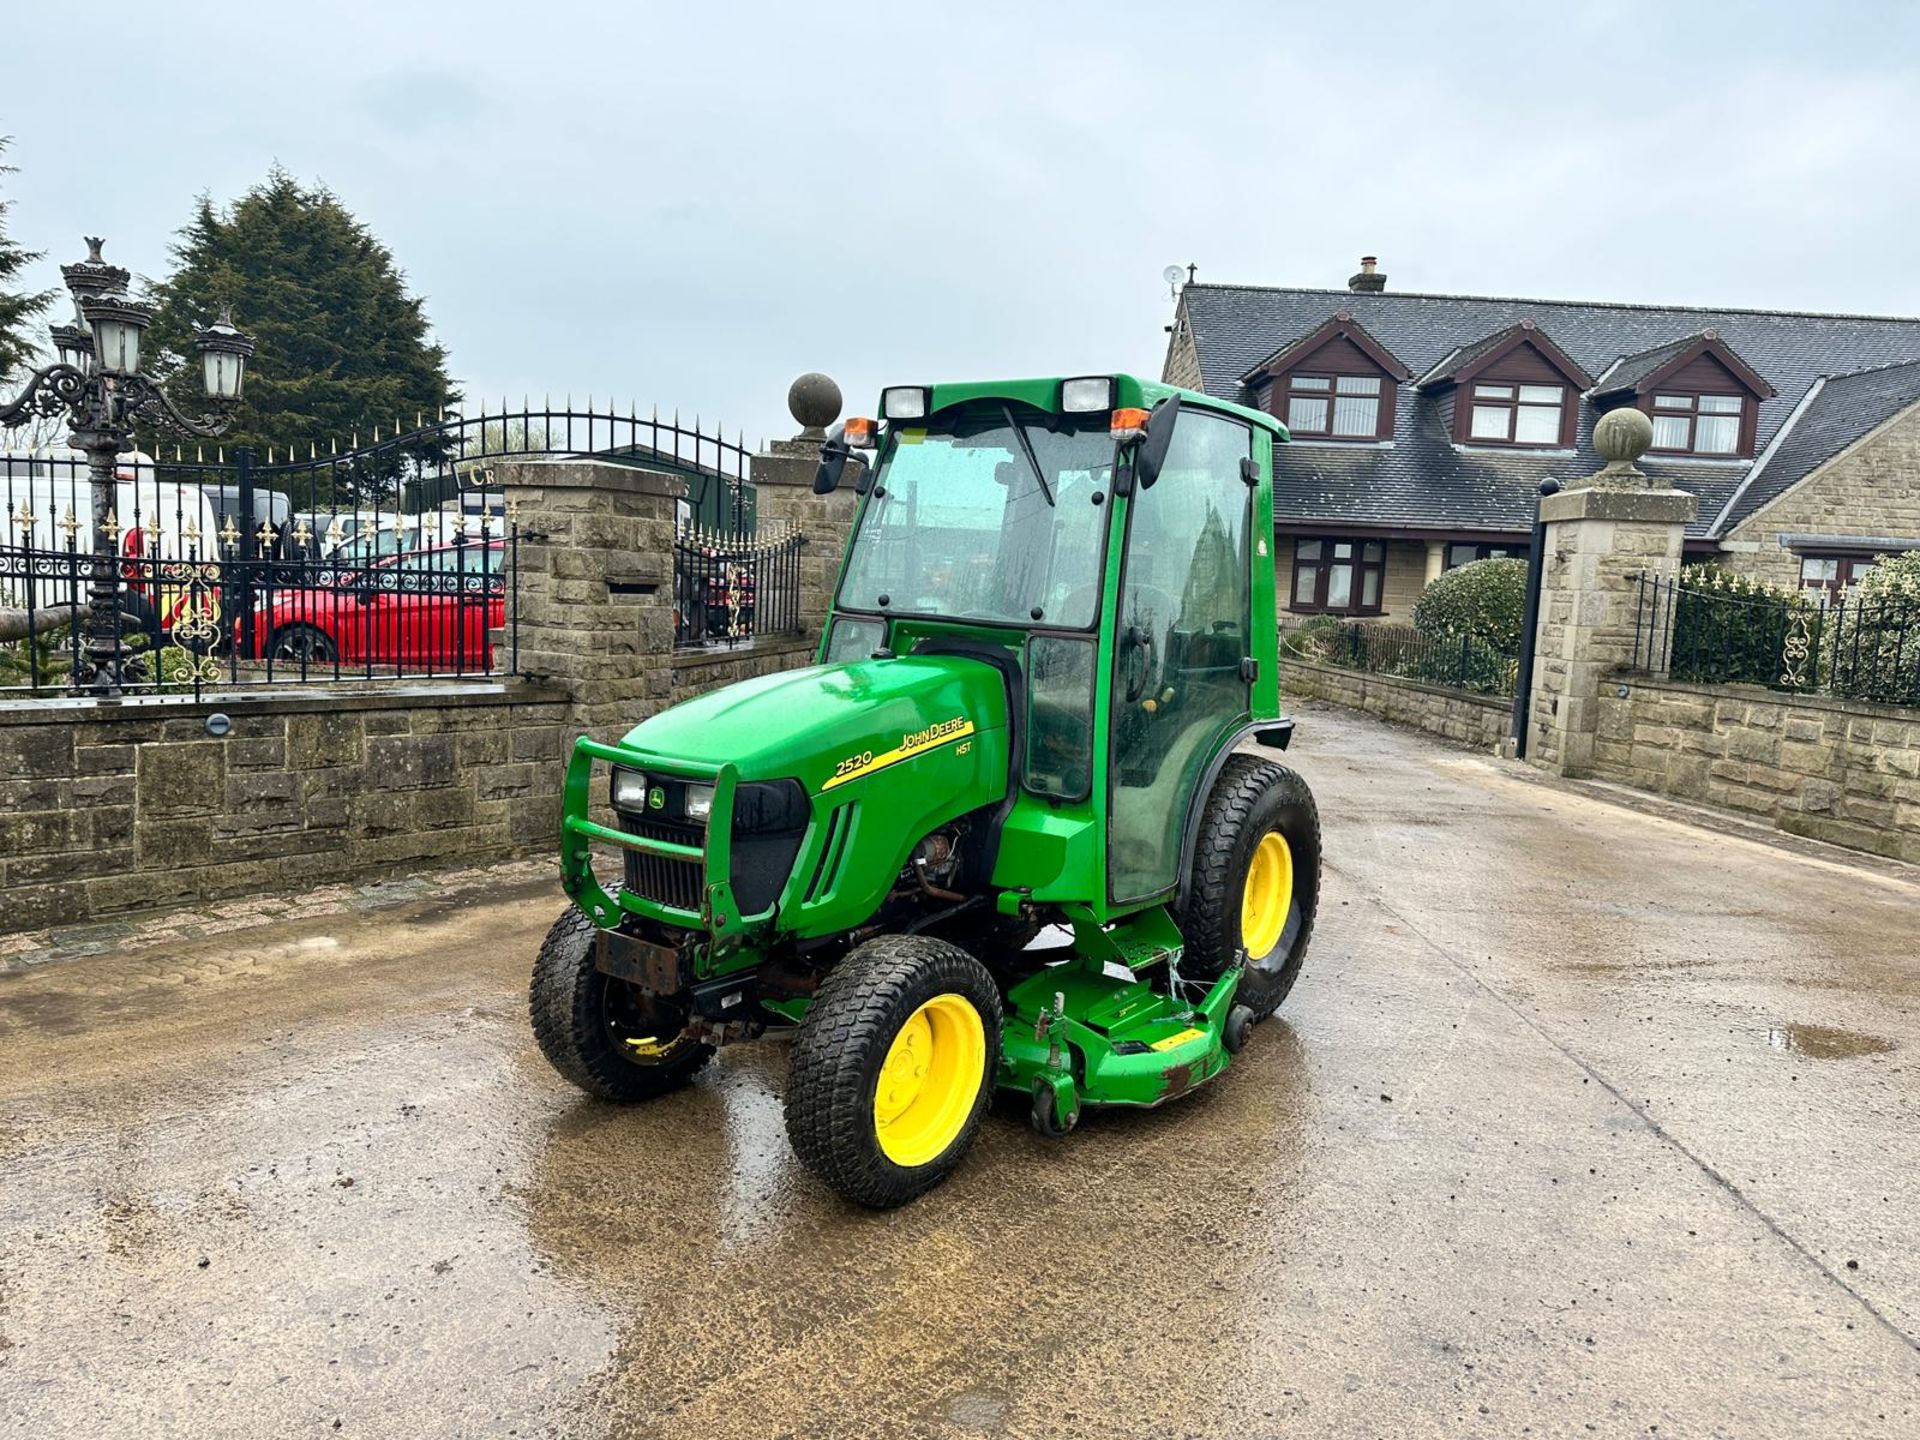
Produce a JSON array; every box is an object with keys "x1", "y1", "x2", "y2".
[
  {"x1": 750, "y1": 373, "x2": 862, "y2": 650},
  {"x1": 496, "y1": 456, "x2": 686, "y2": 741},
  {"x1": 1528, "y1": 409, "x2": 1695, "y2": 776}
]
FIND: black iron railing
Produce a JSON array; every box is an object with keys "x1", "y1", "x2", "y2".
[
  {"x1": 0, "y1": 514, "x2": 517, "y2": 697},
  {"x1": 673, "y1": 523, "x2": 805, "y2": 650},
  {"x1": 3, "y1": 399, "x2": 774, "y2": 693},
  {"x1": 1282, "y1": 619, "x2": 1518, "y2": 697},
  {"x1": 1632, "y1": 575, "x2": 1920, "y2": 707}
]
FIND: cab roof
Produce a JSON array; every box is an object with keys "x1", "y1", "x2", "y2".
[{"x1": 897, "y1": 374, "x2": 1289, "y2": 441}]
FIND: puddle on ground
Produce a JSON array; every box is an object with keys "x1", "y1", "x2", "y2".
[{"x1": 1767, "y1": 1022, "x2": 1896, "y2": 1060}]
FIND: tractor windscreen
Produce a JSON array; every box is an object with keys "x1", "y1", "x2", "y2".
[{"x1": 837, "y1": 402, "x2": 1114, "y2": 629}]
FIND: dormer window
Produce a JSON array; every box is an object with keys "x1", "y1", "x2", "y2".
[
  {"x1": 1590, "y1": 329, "x2": 1774, "y2": 459},
  {"x1": 1415, "y1": 319, "x2": 1593, "y2": 450},
  {"x1": 1285, "y1": 373, "x2": 1383, "y2": 438},
  {"x1": 1237, "y1": 310, "x2": 1410, "y2": 443},
  {"x1": 1468, "y1": 382, "x2": 1566, "y2": 445},
  {"x1": 1650, "y1": 392, "x2": 1745, "y2": 455}
]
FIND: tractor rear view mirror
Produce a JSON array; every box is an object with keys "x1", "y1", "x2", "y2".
[
  {"x1": 814, "y1": 425, "x2": 852, "y2": 494},
  {"x1": 1134, "y1": 395, "x2": 1182, "y2": 490}
]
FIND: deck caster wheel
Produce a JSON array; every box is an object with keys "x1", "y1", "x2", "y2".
[
  {"x1": 1030, "y1": 1082, "x2": 1076, "y2": 1140},
  {"x1": 1223, "y1": 1003, "x2": 1255, "y2": 1055}
]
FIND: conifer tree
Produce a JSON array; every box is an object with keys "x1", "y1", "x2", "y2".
[
  {"x1": 0, "y1": 136, "x2": 53, "y2": 385},
  {"x1": 147, "y1": 168, "x2": 457, "y2": 500}
]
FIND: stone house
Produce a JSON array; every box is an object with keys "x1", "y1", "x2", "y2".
[{"x1": 1162, "y1": 258, "x2": 1920, "y2": 621}]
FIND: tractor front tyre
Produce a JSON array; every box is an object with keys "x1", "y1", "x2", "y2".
[
  {"x1": 1174, "y1": 753, "x2": 1322, "y2": 1020},
  {"x1": 786, "y1": 934, "x2": 1003, "y2": 1208},
  {"x1": 529, "y1": 906, "x2": 712, "y2": 1101}
]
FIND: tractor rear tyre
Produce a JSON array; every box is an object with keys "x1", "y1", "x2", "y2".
[
  {"x1": 1174, "y1": 754, "x2": 1321, "y2": 1020},
  {"x1": 529, "y1": 906, "x2": 712, "y2": 1101},
  {"x1": 786, "y1": 934, "x2": 1002, "y2": 1208}
]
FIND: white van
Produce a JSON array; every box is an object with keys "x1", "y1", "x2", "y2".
[{"x1": 1, "y1": 448, "x2": 225, "y2": 631}]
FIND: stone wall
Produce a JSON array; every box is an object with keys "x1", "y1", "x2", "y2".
[
  {"x1": 1160, "y1": 301, "x2": 1204, "y2": 390},
  {"x1": 1721, "y1": 398, "x2": 1920, "y2": 590},
  {"x1": 1, "y1": 448, "x2": 844, "y2": 935},
  {"x1": 671, "y1": 637, "x2": 817, "y2": 697},
  {"x1": 1592, "y1": 677, "x2": 1920, "y2": 863},
  {"x1": 1280, "y1": 656, "x2": 1511, "y2": 752},
  {"x1": 0, "y1": 685, "x2": 571, "y2": 931}
]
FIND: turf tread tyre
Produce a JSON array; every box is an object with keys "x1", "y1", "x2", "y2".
[
  {"x1": 786, "y1": 934, "x2": 1002, "y2": 1209},
  {"x1": 1175, "y1": 753, "x2": 1322, "y2": 1019},
  {"x1": 529, "y1": 906, "x2": 711, "y2": 1100}
]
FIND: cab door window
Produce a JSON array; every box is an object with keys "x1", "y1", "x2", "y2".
[{"x1": 1107, "y1": 410, "x2": 1254, "y2": 903}]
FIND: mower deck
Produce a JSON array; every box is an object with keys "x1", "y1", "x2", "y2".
[{"x1": 997, "y1": 932, "x2": 1241, "y2": 1132}]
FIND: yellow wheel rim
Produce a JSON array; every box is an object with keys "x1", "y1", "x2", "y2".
[
  {"x1": 1241, "y1": 830, "x2": 1294, "y2": 962},
  {"x1": 873, "y1": 992, "x2": 986, "y2": 1168}
]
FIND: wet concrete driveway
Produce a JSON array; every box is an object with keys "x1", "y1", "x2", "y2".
[{"x1": 3, "y1": 705, "x2": 1917, "y2": 1438}]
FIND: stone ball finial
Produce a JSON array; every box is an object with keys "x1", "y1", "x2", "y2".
[
  {"x1": 788, "y1": 372, "x2": 842, "y2": 439},
  {"x1": 1594, "y1": 406, "x2": 1653, "y2": 467}
]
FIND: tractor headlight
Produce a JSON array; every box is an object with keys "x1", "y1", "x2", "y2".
[
  {"x1": 683, "y1": 784, "x2": 715, "y2": 822},
  {"x1": 610, "y1": 767, "x2": 650, "y2": 813},
  {"x1": 1061, "y1": 376, "x2": 1115, "y2": 413},
  {"x1": 881, "y1": 385, "x2": 930, "y2": 421}
]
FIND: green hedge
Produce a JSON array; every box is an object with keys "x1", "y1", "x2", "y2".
[
  {"x1": 1411, "y1": 558, "x2": 1527, "y2": 653},
  {"x1": 1668, "y1": 565, "x2": 1808, "y2": 687},
  {"x1": 1824, "y1": 553, "x2": 1920, "y2": 705}
]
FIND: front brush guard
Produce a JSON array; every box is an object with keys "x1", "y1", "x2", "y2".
[{"x1": 559, "y1": 736, "x2": 748, "y2": 940}]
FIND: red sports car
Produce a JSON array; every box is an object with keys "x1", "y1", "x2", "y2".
[{"x1": 250, "y1": 541, "x2": 505, "y2": 673}]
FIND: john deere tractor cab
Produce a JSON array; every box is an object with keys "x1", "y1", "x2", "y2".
[{"x1": 532, "y1": 373, "x2": 1320, "y2": 1208}]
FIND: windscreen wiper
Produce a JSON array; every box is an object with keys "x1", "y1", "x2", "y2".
[{"x1": 1001, "y1": 404, "x2": 1056, "y2": 508}]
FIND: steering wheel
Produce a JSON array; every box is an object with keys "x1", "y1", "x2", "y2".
[{"x1": 1118, "y1": 584, "x2": 1180, "y2": 703}]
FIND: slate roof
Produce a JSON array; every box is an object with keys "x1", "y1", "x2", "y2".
[
  {"x1": 1177, "y1": 284, "x2": 1920, "y2": 538},
  {"x1": 1589, "y1": 334, "x2": 1702, "y2": 395},
  {"x1": 1416, "y1": 320, "x2": 1595, "y2": 391}
]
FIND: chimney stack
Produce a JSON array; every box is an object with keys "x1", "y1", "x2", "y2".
[{"x1": 1347, "y1": 255, "x2": 1387, "y2": 293}]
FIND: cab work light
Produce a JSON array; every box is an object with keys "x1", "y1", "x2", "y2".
[
  {"x1": 1110, "y1": 406, "x2": 1151, "y2": 442},
  {"x1": 844, "y1": 416, "x2": 879, "y2": 448},
  {"x1": 1061, "y1": 376, "x2": 1115, "y2": 413},
  {"x1": 880, "y1": 386, "x2": 930, "y2": 421}
]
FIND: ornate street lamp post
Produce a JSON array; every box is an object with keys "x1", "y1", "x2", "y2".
[{"x1": 0, "y1": 238, "x2": 254, "y2": 695}]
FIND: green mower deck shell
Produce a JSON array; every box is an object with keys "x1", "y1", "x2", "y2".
[{"x1": 547, "y1": 371, "x2": 1311, "y2": 1149}]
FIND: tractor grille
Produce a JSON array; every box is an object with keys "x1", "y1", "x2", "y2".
[{"x1": 618, "y1": 816, "x2": 705, "y2": 914}]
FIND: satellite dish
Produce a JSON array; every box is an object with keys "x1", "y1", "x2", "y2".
[{"x1": 1162, "y1": 264, "x2": 1184, "y2": 287}]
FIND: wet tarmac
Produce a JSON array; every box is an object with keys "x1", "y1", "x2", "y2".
[{"x1": 2, "y1": 705, "x2": 1916, "y2": 1438}]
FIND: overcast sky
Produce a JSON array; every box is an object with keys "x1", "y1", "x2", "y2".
[{"x1": 6, "y1": 1, "x2": 1919, "y2": 447}]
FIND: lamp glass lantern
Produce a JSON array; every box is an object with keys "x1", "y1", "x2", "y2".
[
  {"x1": 80, "y1": 296, "x2": 154, "y2": 377},
  {"x1": 195, "y1": 306, "x2": 255, "y2": 402},
  {"x1": 50, "y1": 323, "x2": 94, "y2": 376}
]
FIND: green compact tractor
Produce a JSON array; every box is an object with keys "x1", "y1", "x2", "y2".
[{"x1": 531, "y1": 374, "x2": 1320, "y2": 1207}]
